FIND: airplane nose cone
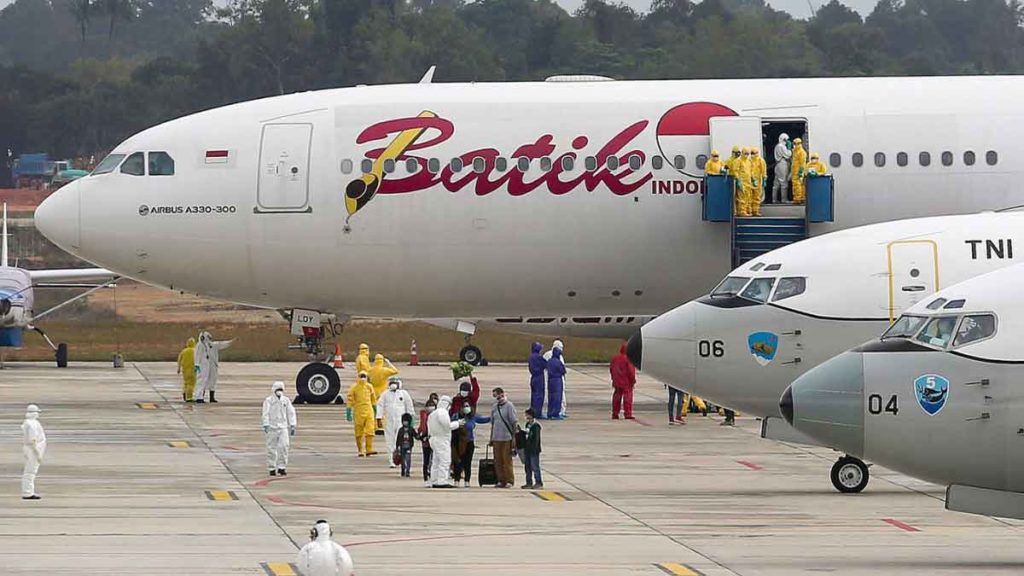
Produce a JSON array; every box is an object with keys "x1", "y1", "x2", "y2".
[
  {"x1": 626, "y1": 330, "x2": 642, "y2": 370},
  {"x1": 787, "y1": 351, "x2": 866, "y2": 456},
  {"x1": 35, "y1": 180, "x2": 81, "y2": 251}
]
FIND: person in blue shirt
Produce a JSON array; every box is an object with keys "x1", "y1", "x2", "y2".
[{"x1": 452, "y1": 405, "x2": 491, "y2": 487}]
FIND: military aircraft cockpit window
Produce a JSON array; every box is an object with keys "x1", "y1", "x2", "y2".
[
  {"x1": 953, "y1": 314, "x2": 997, "y2": 347},
  {"x1": 915, "y1": 315, "x2": 959, "y2": 348},
  {"x1": 740, "y1": 277, "x2": 775, "y2": 303},
  {"x1": 882, "y1": 314, "x2": 928, "y2": 340},
  {"x1": 926, "y1": 298, "x2": 947, "y2": 310},
  {"x1": 91, "y1": 153, "x2": 126, "y2": 175},
  {"x1": 120, "y1": 152, "x2": 145, "y2": 176},
  {"x1": 772, "y1": 277, "x2": 806, "y2": 302},
  {"x1": 943, "y1": 299, "x2": 966, "y2": 309},
  {"x1": 710, "y1": 276, "x2": 751, "y2": 298}
]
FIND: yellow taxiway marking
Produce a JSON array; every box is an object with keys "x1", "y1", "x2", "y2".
[
  {"x1": 534, "y1": 490, "x2": 569, "y2": 501},
  {"x1": 654, "y1": 563, "x2": 703, "y2": 576},
  {"x1": 261, "y1": 562, "x2": 298, "y2": 576},
  {"x1": 168, "y1": 441, "x2": 191, "y2": 448},
  {"x1": 136, "y1": 402, "x2": 158, "y2": 410},
  {"x1": 205, "y1": 490, "x2": 238, "y2": 501}
]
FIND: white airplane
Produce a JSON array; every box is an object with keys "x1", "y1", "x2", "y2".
[
  {"x1": 784, "y1": 262, "x2": 1024, "y2": 519},
  {"x1": 32, "y1": 75, "x2": 1024, "y2": 402},
  {"x1": 629, "y1": 211, "x2": 1024, "y2": 492},
  {"x1": 0, "y1": 205, "x2": 117, "y2": 365}
]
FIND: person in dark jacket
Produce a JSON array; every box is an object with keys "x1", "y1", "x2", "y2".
[
  {"x1": 418, "y1": 395, "x2": 438, "y2": 486},
  {"x1": 521, "y1": 408, "x2": 543, "y2": 489},
  {"x1": 395, "y1": 413, "x2": 417, "y2": 477},
  {"x1": 452, "y1": 405, "x2": 491, "y2": 487},
  {"x1": 450, "y1": 376, "x2": 480, "y2": 418},
  {"x1": 528, "y1": 342, "x2": 546, "y2": 416},
  {"x1": 545, "y1": 348, "x2": 566, "y2": 420},
  {"x1": 609, "y1": 342, "x2": 637, "y2": 420}
]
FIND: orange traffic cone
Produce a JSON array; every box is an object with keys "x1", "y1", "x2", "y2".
[
  {"x1": 409, "y1": 339, "x2": 419, "y2": 366},
  {"x1": 332, "y1": 343, "x2": 344, "y2": 369}
]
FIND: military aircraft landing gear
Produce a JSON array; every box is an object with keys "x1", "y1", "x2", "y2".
[
  {"x1": 285, "y1": 309, "x2": 346, "y2": 404},
  {"x1": 831, "y1": 455, "x2": 869, "y2": 493}
]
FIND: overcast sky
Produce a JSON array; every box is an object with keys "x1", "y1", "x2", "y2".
[{"x1": 0, "y1": 0, "x2": 877, "y2": 22}]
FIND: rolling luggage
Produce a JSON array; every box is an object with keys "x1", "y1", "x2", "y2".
[{"x1": 478, "y1": 445, "x2": 497, "y2": 486}]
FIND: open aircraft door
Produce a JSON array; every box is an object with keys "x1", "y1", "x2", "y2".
[
  {"x1": 710, "y1": 116, "x2": 763, "y2": 159},
  {"x1": 886, "y1": 240, "x2": 939, "y2": 321},
  {"x1": 256, "y1": 123, "x2": 312, "y2": 213}
]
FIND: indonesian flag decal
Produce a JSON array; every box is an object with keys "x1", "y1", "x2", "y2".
[
  {"x1": 655, "y1": 102, "x2": 737, "y2": 177},
  {"x1": 205, "y1": 150, "x2": 230, "y2": 164}
]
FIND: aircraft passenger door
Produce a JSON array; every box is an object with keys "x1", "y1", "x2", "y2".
[
  {"x1": 886, "y1": 240, "x2": 938, "y2": 321},
  {"x1": 257, "y1": 123, "x2": 312, "y2": 213},
  {"x1": 710, "y1": 116, "x2": 763, "y2": 159}
]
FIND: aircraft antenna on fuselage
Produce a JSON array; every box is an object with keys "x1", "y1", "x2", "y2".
[{"x1": 419, "y1": 66, "x2": 436, "y2": 84}]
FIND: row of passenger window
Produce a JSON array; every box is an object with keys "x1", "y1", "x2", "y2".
[
  {"x1": 342, "y1": 149, "x2": 998, "y2": 175},
  {"x1": 92, "y1": 151, "x2": 176, "y2": 176}
]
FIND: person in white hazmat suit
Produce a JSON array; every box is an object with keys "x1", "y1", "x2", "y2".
[
  {"x1": 296, "y1": 520, "x2": 354, "y2": 576},
  {"x1": 772, "y1": 133, "x2": 792, "y2": 203},
  {"x1": 543, "y1": 339, "x2": 568, "y2": 418},
  {"x1": 262, "y1": 381, "x2": 297, "y2": 476},
  {"x1": 21, "y1": 404, "x2": 46, "y2": 500},
  {"x1": 427, "y1": 396, "x2": 465, "y2": 487},
  {"x1": 194, "y1": 331, "x2": 233, "y2": 403},
  {"x1": 376, "y1": 377, "x2": 415, "y2": 468}
]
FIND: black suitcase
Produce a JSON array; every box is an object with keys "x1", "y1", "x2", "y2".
[{"x1": 478, "y1": 445, "x2": 497, "y2": 486}]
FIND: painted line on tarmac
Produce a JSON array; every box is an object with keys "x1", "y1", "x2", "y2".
[
  {"x1": 736, "y1": 460, "x2": 763, "y2": 471},
  {"x1": 168, "y1": 440, "x2": 191, "y2": 448},
  {"x1": 533, "y1": 490, "x2": 570, "y2": 501},
  {"x1": 260, "y1": 562, "x2": 298, "y2": 575},
  {"x1": 206, "y1": 490, "x2": 239, "y2": 501},
  {"x1": 654, "y1": 563, "x2": 704, "y2": 576},
  {"x1": 883, "y1": 518, "x2": 921, "y2": 532},
  {"x1": 136, "y1": 402, "x2": 159, "y2": 410}
]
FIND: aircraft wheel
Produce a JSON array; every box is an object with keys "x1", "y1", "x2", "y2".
[
  {"x1": 831, "y1": 455, "x2": 869, "y2": 493},
  {"x1": 56, "y1": 343, "x2": 68, "y2": 368},
  {"x1": 459, "y1": 345, "x2": 483, "y2": 366},
  {"x1": 295, "y1": 363, "x2": 340, "y2": 404}
]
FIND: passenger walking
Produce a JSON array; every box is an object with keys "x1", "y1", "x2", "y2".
[
  {"x1": 610, "y1": 342, "x2": 636, "y2": 419},
  {"x1": 521, "y1": 408, "x2": 543, "y2": 489},
  {"x1": 791, "y1": 137, "x2": 808, "y2": 204},
  {"x1": 376, "y1": 377, "x2": 414, "y2": 467},
  {"x1": 262, "y1": 381, "x2": 297, "y2": 476},
  {"x1": 418, "y1": 395, "x2": 438, "y2": 485},
  {"x1": 194, "y1": 331, "x2": 232, "y2": 403},
  {"x1": 427, "y1": 396, "x2": 465, "y2": 488},
  {"x1": 176, "y1": 337, "x2": 197, "y2": 402},
  {"x1": 667, "y1": 385, "x2": 685, "y2": 425},
  {"x1": 296, "y1": 520, "x2": 355, "y2": 576},
  {"x1": 346, "y1": 372, "x2": 378, "y2": 457},
  {"x1": 545, "y1": 347, "x2": 567, "y2": 420},
  {"x1": 750, "y1": 148, "x2": 767, "y2": 216},
  {"x1": 450, "y1": 375, "x2": 480, "y2": 417},
  {"x1": 452, "y1": 405, "x2": 491, "y2": 487},
  {"x1": 528, "y1": 342, "x2": 546, "y2": 415},
  {"x1": 772, "y1": 133, "x2": 792, "y2": 202},
  {"x1": 489, "y1": 387, "x2": 518, "y2": 488},
  {"x1": 21, "y1": 404, "x2": 46, "y2": 500},
  {"x1": 395, "y1": 413, "x2": 418, "y2": 478}
]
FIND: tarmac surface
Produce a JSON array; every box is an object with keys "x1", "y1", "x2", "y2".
[{"x1": 2, "y1": 361, "x2": 1024, "y2": 575}]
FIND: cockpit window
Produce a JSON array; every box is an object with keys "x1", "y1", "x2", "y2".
[
  {"x1": 925, "y1": 298, "x2": 947, "y2": 310},
  {"x1": 710, "y1": 276, "x2": 750, "y2": 298},
  {"x1": 91, "y1": 153, "x2": 125, "y2": 175},
  {"x1": 944, "y1": 299, "x2": 966, "y2": 309},
  {"x1": 740, "y1": 277, "x2": 775, "y2": 303},
  {"x1": 915, "y1": 316, "x2": 959, "y2": 348},
  {"x1": 750, "y1": 263, "x2": 765, "y2": 272},
  {"x1": 765, "y1": 264, "x2": 782, "y2": 271},
  {"x1": 148, "y1": 152, "x2": 175, "y2": 176},
  {"x1": 882, "y1": 314, "x2": 928, "y2": 339},
  {"x1": 772, "y1": 277, "x2": 806, "y2": 302},
  {"x1": 120, "y1": 152, "x2": 145, "y2": 176},
  {"x1": 953, "y1": 314, "x2": 996, "y2": 347}
]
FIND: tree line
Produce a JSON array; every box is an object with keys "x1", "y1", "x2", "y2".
[{"x1": 2, "y1": 0, "x2": 1023, "y2": 168}]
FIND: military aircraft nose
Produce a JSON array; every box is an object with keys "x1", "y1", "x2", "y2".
[
  {"x1": 787, "y1": 351, "x2": 866, "y2": 456},
  {"x1": 35, "y1": 179, "x2": 81, "y2": 251},
  {"x1": 632, "y1": 301, "x2": 697, "y2": 392}
]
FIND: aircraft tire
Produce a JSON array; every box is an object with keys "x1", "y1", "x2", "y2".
[
  {"x1": 295, "y1": 362, "x2": 341, "y2": 404},
  {"x1": 459, "y1": 345, "x2": 483, "y2": 366},
  {"x1": 56, "y1": 343, "x2": 68, "y2": 368},
  {"x1": 830, "y1": 456, "x2": 869, "y2": 493}
]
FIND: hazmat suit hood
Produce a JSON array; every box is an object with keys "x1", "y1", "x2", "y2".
[
  {"x1": 779, "y1": 133, "x2": 789, "y2": 143},
  {"x1": 531, "y1": 342, "x2": 542, "y2": 354},
  {"x1": 374, "y1": 354, "x2": 384, "y2": 367},
  {"x1": 359, "y1": 343, "x2": 369, "y2": 353},
  {"x1": 272, "y1": 381, "x2": 285, "y2": 394},
  {"x1": 314, "y1": 521, "x2": 331, "y2": 542},
  {"x1": 553, "y1": 340, "x2": 564, "y2": 350},
  {"x1": 438, "y1": 395, "x2": 452, "y2": 411},
  {"x1": 389, "y1": 377, "x2": 402, "y2": 390},
  {"x1": 25, "y1": 404, "x2": 40, "y2": 419},
  {"x1": 186, "y1": 337, "x2": 196, "y2": 348},
  {"x1": 551, "y1": 348, "x2": 562, "y2": 361}
]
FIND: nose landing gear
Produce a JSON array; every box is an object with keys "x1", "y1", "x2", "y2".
[{"x1": 831, "y1": 455, "x2": 870, "y2": 493}]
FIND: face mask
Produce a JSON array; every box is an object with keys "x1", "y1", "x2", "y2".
[
  {"x1": 275, "y1": 390, "x2": 283, "y2": 398},
  {"x1": 389, "y1": 384, "x2": 398, "y2": 391},
  {"x1": 459, "y1": 390, "x2": 469, "y2": 397},
  {"x1": 427, "y1": 406, "x2": 436, "y2": 413}
]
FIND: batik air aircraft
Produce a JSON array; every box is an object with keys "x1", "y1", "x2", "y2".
[
  {"x1": 629, "y1": 211, "x2": 1024, "y2": 493},
  {"x1": 32, "y1": 74, "x2": 1024, "y2": 402}
]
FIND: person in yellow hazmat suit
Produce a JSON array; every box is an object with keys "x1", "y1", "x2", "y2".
[
  {"x1": 806, "y1": 152, "x2": 828, "y2": 176},
  {"x1": 356, "y1": 343, "x2": 371, "y2": 375},
  {"x1": 723, "y1": 146, "x2": 742, "y2": 206},
  {"x1": 368, "y1": 354, "x2": 399, "y2": 432},
  {"x1": 176, "y1": 338, "x2": 197, "y2": 402},
  {"x1": 346, "y1": 371, "x2": 379, "y2": 456},
  {"x1": 791, "y1": 137, "x2": 808, "y2": 204},
  {"x1": 734, "y1": 147, "x2": 754, "y2": 217},
  {"x1": 704, "y1": 150, "x2": 725, "y2": 175},
  {"x1": 750, "y1": 148, "x2": 767, "y2": 216}
]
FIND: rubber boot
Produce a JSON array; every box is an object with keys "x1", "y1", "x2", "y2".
[{"x1": 209, "y1": 391, "x2": 218, "y2": 403}]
